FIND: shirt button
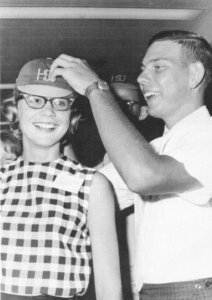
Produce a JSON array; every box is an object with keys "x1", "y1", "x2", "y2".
[{"x1": 205, "y1": 281, "x2": 211, "y2": 288}]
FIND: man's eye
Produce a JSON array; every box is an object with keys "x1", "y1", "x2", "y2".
[{"x1": 154, "y1": 65, "x2": 164, "y2": 71}]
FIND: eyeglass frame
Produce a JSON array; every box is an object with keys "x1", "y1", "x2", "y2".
[
  {"x1": 116, "y1": 99, "x2": 141, "y2": 112},
  {"x1": 15, "y1": 91, "x2": 77, "y2": 111}
]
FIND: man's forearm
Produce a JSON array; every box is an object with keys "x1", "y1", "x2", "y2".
[
  {"x1": 88, "y1": 89, "x2": 202, "y2": 195},
  {"x1": 88, "y1": 89, "x2": 157, "y2": 192}
]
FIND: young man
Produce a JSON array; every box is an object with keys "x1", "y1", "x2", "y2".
[{"x1": 50, "y1": 30, "x2": 212, "y2": 299}]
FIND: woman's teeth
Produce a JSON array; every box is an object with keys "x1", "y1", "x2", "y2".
[{"x1": 34, "y1": 123, "x2": 58, "y2": 130}]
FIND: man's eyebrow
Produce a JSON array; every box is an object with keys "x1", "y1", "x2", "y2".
[{"x1": 141, "y1": 58, "x2": 169, "y2": 68}]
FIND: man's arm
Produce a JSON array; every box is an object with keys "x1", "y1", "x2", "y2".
[
  {"x1": 88, "y1": 172, "x2": 123, "y2": 300},
  {"x1": 88, "y1": 89, "x2": 202, "y2": 195},
  {"x1": 50, "y1": 55, "x2": 202, "y2": 195}
]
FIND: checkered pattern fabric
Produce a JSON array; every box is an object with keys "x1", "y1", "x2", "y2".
[{"x1": 0, "y1": 156, "x2": 96, "y2": 297}]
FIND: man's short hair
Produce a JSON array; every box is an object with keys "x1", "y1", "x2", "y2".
[{"x1": 148, "y1": 30, "x2": 212, "y2": 89}]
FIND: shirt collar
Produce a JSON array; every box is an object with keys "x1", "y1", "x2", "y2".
[{"x1": 163, "y1": 106, "x2": 210, "y2": 137}]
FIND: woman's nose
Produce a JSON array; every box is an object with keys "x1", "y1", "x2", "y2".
[{"x1": 40, "y1": 100, "x2": 56, "y2": 117}]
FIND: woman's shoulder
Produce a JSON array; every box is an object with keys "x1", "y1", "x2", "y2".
[
  {"x1": 90, "y1": 171, "x2": 112, "y2": 194},
  {"x1": 62, "y1": 155, "x2": 97, "y2": 174},
  {"x1": 0, "y1": 156, "x2": 23, "y2": 183}
]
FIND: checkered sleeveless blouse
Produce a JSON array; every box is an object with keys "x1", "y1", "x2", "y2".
[{"x1": 0, "y1": 156, "x2": 96, "y2": 297}]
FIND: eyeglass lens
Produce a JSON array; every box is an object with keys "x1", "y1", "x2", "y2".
[
  {"x1": 23, "y1": 94, "x2": 74, "y2": 111},
  {"x1": 118, "y1": 100, "x2": 139, "y2": 111}
]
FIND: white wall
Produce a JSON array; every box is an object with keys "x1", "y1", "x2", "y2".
[{"x1": 192, "y1": 11, "x2": 212, "y2": 43}]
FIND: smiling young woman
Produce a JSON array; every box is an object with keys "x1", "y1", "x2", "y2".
[{"x1": 0, "y1": 58, "x2": 122, "y2": 300}]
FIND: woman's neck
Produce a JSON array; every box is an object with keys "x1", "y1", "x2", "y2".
[{"x1": 22, "y1": 144, "x2": 61, "y2": 163}]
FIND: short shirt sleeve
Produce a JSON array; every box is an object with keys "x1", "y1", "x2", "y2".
[
  {"x1": 99, "y1": 163, "x2": 135, "y2": 210},
  {"x1": 165, "y1": 126, "x2": 212, "y2": 205}
]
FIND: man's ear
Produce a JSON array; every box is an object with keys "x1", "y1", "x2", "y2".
[
  {"x1": 189, "y1": 62, "x2": 205, "y2": 89},
  {"x1": 139, "y1": 105, "x2": 149, "y2": 121}
]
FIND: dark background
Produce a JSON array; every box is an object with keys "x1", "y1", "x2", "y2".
[{"x1": 1, "y1": 0, "x2": 212, "y2": 166}]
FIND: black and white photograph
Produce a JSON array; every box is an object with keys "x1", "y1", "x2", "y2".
[{"x1": 1, "y1": 1, "x2": 212, "y2": 300}]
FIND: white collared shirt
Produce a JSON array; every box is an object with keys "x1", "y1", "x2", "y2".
[
  {"x1": 101, "y1": 106, "x2": 212, "y2": 291},
  {"x1": 136, "y1": 106, "x2": 212, "y2": 289}
]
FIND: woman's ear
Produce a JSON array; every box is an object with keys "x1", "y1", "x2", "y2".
[
  {"x1": 189, "y1": 62, "x2": 205, "y2": 89},
  {"x1": 139, "y1": 105, "x2": 149, "y2": 121}
]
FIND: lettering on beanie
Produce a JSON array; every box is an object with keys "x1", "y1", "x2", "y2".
[
  {"x1": 111, "y1": 74, "x2": 126, "y2": 83},
  {"x1": 37, "y1": 68, "x2": 51, "y2": 82}
]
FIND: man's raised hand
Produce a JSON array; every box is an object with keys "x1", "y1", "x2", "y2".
[{"x1": 50, "y1": 54, "x2": 99, "y2": 96}]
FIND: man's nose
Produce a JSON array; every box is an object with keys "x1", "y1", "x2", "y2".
[
  {"x1": 40, "y1": 100, "x2": 56, "y2": 117},
  {"x1": 137, "y1": 70, "x2": 151, "y2": 88}
]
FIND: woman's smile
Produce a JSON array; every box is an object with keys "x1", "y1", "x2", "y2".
[{"x1": 33, "y1": 122, "x2": 59, "y2": 131}]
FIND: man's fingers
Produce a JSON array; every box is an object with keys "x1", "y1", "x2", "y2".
[
  {"x1": 59, "y1": 54, "x2": 81, "y2": 63},
  {"x1": 49, "y1": 54, "x2": 99, "y2": 95},
  {"x1": 50, "y1": 55, "x2": 86, "y2": 76},
  {"x1": 50, "y1": 62, "x2": 80, "y2": 83},
  {"x1": 59, "y1": 54, "x2": 87, "y2": 67},
  {"x1": 50, "y1": 57, "x2": 72, "y2": 79},
  {"x1": 82, "y1": 59, "x2": 88, "y2": 64},
  {"x1": 50, "y1": 67, "x2": 77, "y2": 85}
]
